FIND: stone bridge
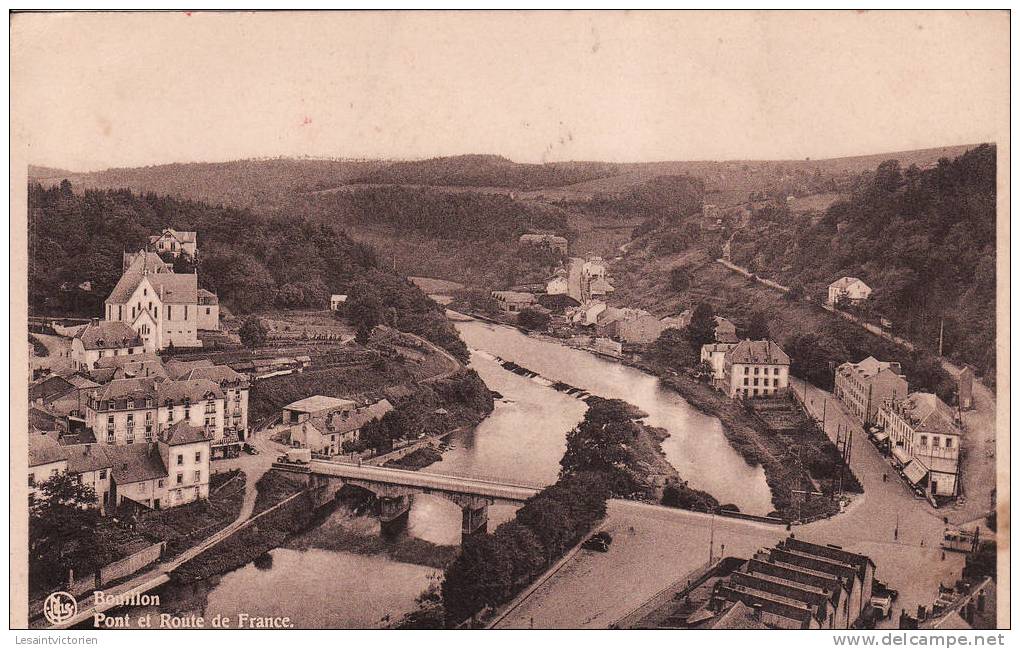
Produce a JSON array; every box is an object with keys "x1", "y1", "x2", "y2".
[{"x1": 273, "y1": 460, "x2": 541, "y2": 538}]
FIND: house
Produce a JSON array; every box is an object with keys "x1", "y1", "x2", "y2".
[
  {"x1": 156, "y1": 421, "x2": 212, "y2": 507},
  {"x1": 714, "y1": 317, "x2": 739, "y2": 344},
  {"x1": 700, "y1": 342, "x2": 738, "y2": 386},
  {"x1": 580, "y1": 256, "x2": 613, "y2": 301},
  {"x1": 877, "y1": 392, "x2": 962, "y2": 497},
  {"x1": 84, "y1": 377, "x2": 229, "y2": 454},
  {"x1": 660, "y1": 312, "x2": 690, "y2": 330},
  {"x1": 289, "y1": 398, "x2": 393, "y2": 456},
  {"x1": 545, "y1": 274, "x2": 570, "y2": 296},
  {"x1": 519, "y1": 233, "x2": 568, "y2": 254},
  {"x1": 28, "y1": 432, "x2": 68, "y2": 507},
  {"x1": 63, "y1": 443, "x2": 114, "y2": 515},
  {"x1": 611, "y1": 310, "x2": 670, "y2": 344},
  {"x1": 197, "y1": 289, "x2": 220, "y2": 330},
  {"x1": 707, "y1": 537, "x2": 875, "y2": 629},
  {"x1": 595, "y1": 307, "x2": 629, "y2": 337},
  {"x1": 722, "y1": 339, "x2": 790, "y2": 399},
  {"x1": 537, "y1": 293, "x2": 580, "y2": 314},
  {"x1": 834, "y1": 357, "x2": 908, "y2": 427},
  {"x1": 175, "y1": 364, "x2": 250, "y2": 451},
  {"x1": 282, "y1": 395, "x2": 358, "y2": 426},
  {"x1": 70, "y1": 320, "x2": 146, "y2": 372},
  {"x1": 571, "y1": 300, "x2": 607, "y2": 326},
  {"x1": 491, "y1": 291, "x2": 537, "y2": 314},
  {"x1": 827, "y1": 277, "x2": 872, "y2": 306},
  {"x1": 104, "y1": 250, "x2": 201, "y2": 351},
  {"x1": 149, "y1": 228, "x2": 198, "y2": 259},
  {"x1": 29, "y1": 375, "x2": 76, "y2": 411},
  {"x1": 93, "y1": 352, "x2": 168, "y2": 381},
  {"x1": 330, "y1": 294, "x2": 348, "y2": 311},
  {"x1": 588, "y1": 276, "x2": 615, "y2": 299}
]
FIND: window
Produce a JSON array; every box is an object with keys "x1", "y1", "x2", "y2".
[
  {"x1": 107, "y1": 431, "x2": 114, "y2": 444},
  {"x1": 194, "y1": 470, "x2": 201, "y2": 483},
  {"x1": 176, "y1": 473, "x2": 183, "y2": 485},
  {"x1": 28, "y1": 474, "x2": 35, "y2": 487},
  {"x1": 177, "y1": 454, "x2": 184, "y2": 466},
  {"x1": 933, "y1": 437, "x2": 941, "y2": 448},
  {"x1": 754, "y1": 367, "x2": 759, "y2": 375},
  {"x1": 108, "y1": 400, "x2": 115, "y2": 410},
  {"x1": 168, "y1": 408, "x2": 175, "y2": 422},
  {"x1": 107, "y1": 415, "x2": 114, "y2": 428},
  {"x1": 774, "y1": 367, "x2": 780, "y2": 375},
  {"x1": 744, "y1": 367, "x2": 749, "y2": 375},
  {"x1": 946, "y1": 438, "x2": 954, "y2": 448},
  {"x1": 99, "y1": 469, "x2": 107, "y2": 480},
  {"x1": 185, "y1": 306, "x2": 189, "y2": 319},
  {"x1": 753, "y1": 378, "x2": 759, "y2": 386},
  {"x1": 195, "y1": 451, "x2": 202, "y2": 463},
  {"x1": 206, "y1": 308, "x2": 211, "y2": 315},
  {"x1": 743, "y1": 378, "x2": 749, "y2": 386},
  {"x1": 157, "y1": 479, "x2": 165, "y2": 488},
  {"x1": 184, "y1": 407, "x2": 190, "y2": 420},
  {"x1": 920, "y1": 436, "x2": 928, "y2": 447},
  {"x1": 143, "y1": 288, "x2": 147, "y2": 296},
  {"x1": 167, "y1": 305, "x2": 172, "y2": 320}
]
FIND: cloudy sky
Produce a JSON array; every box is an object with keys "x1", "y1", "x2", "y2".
[{"x1": 11, "y1": 10, "x2": 1009, "y2": 171}]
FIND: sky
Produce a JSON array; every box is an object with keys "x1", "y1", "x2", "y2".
[{"x1": 11, "y1": 10, "x2": 1010, "y2": 172}]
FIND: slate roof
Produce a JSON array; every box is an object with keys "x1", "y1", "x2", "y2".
[
  {"x1": 161, "y1": 421, "x2": 211, "y2": 446},
  {"x1": 151, "y1": 228, "x2": 196, "y2": 244},
  {"x1": 106, "y1": 444, "x2": 168, "y2": 484},
  {"x1": 158, "y1": 379, "x2": 224, "y2": 403},
  {"x1": 726, "y1": 339, "x2": 791, "y2": 366},
  {"x1": 107, "y1": 251, "x2": 197, "y2": 305},
  {"x1": 66, "y1": 374, "x2": 102, "y2": 391},
  {"x1": 284, "y1": 395, "x2": 357, "y2": 414},
  {"x1": 839, "y1": 356, "x2": 902, "y2": 380},
  {"x1": 94, "y1": 352, "x2": 163, "y2": 369},
  {"x1": 63, "y1": 444, "x2": 113, "y2": 473},
  {"x1": 165, "y1": 359, "x2": 215, "y2": 379},
  {"x1": 29, "y1": 432, "x2": 66, "y2": 468},
  {"x1": 313, "y1": 399, "x2": 393, "y2": 436},
  {"x1": 29, "y1": 375, "x2": 75, "y2": 403},
  {"x1": 829, "y1": 276, "x2": 870, "y2": 291},
  {"x1": 94, "y1": 377, "x2": 160, "y2": 403},
  {"x1": 179, "y1": 364, "x2": 249, "y2": 387},
  {"x1": 197, "y1": 288, "x2": 219, "y2": 304},
  {"x1": 74, "y1": 321, "x2": 143, "y2": 351},
  {"x1": 893, "y1": 392, "x2": 960, "y2": 437}
]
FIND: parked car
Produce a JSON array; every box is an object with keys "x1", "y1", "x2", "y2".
[
  {"x1": 243, "y1": 443, "x2": 260, "y2": 455},
  {"x1": 872, "y1": 578, "x2": 899, "y2": 601}
]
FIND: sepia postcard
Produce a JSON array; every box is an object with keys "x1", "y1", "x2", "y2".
[{"x1": 7, "y1": 8, "x2": 1011, "y2": 639}]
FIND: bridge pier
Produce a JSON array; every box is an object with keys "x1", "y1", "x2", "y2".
[
  {"x1": 379, "y1": 494, "x2": 412, "y2": 537},
  {"x1": 461, "y1": 503, "x2": 489, "y2": 539}
]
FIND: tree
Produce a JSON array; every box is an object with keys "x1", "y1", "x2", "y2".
[
  {"x1": 685, "y1": 302, "x2": 716, "y2": 350},
  {"x1": 649, "y1": 327, "x2": 697, "y2": 368},
  {"x1": 517, "y1": 307, "x2": 550, "y2": 331},
  {"x1": 29, "y1": 474, "x2": 105, "y2": 595},
  {"x1": 669, "y1": 267, "x2": 691, "y2": 292},
  {"x1": 238, "y1": 316, "x2": 268, "y2": 350},
  {"x1": 742, "y1": 310, "x2": 771, "y2": 341}
]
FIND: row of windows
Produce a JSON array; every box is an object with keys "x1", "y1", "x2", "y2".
[
  {"x1": 743, "y1": 366, "x2": 782, "y2": 375},
  {"x1": 742, "y1": 377, "x2": 782, "y2": 387}
]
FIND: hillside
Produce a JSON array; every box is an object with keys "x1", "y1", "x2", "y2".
[
  {"x1": 26, "y1": 182, "x2": 469, "y2": 362},
  {"x1": 729, "y1": 144, "x2": 996, "y2": 377},
  {"x1": 350, "y1": 154, "x2": 619, "y2": 190}
]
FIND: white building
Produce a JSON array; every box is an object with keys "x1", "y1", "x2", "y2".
[
  {"x1": 877, "y1": 392, "x2": 961, "y2": 498},
  {"x1": 827, "y1": 277, "x2": 872, "y2": 306},
  {"x1": 104, "y1": 251, "x2": 201, "y2": 351},
  {"x1": 70, "y1": 320, "x2": 146, "y2": 372},
  {"x1": 197, "y1": 288, "x2": 220, "y2": 330},
  {"x1": 289, "y1": 398, "x2": 394, "y2": 456},
  {"x1": 834, "y1": 357, "x2": 908, "y2": 427},
  {"x1": 701, "y1": 342, "x2": 738, "y2": 386},
  {"x1": 722, "y1": 339, "x2": 791, "y2": 399},
  {"x1": 330, "y1": 294, "x2": 348, "y2": 311},
  {"x1": 149, "y1": 228, "x2": 197, "y2": 259}
]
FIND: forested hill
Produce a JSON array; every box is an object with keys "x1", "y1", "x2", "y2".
[
  {"x1": 730, "y1": 143, "x2": 996, "y2": 375},
  {"x1": 350, "y1": 154, "x2": 619, "y2": 189},
  {"x1": 27, "y1": 182, "x2": 469, "y2": 362}
]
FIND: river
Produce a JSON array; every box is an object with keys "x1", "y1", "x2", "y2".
[{"x1": 120, "y1": 315, "x2": 771, "y2": 629}]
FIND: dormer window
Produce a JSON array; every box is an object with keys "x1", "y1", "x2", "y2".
[
  {"x1": 108, "y1": 400, "x2": 115, "y2": 410},
  {"x1": 127, "y1": 399, "x2": 135, "y2": 409}
]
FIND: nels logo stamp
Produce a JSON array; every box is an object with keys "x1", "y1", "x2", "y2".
[{"x1": 43, "y1": 591, "x2": 78, "y2": 625}]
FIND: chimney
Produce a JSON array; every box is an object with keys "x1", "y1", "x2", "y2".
[{"x1": 751, "y1": 603, "x2": 763, "y2": 621}]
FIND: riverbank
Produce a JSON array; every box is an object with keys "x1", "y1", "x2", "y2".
[{"x1": 629, "y1": 356, "x2": 857, "y2": 520}]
